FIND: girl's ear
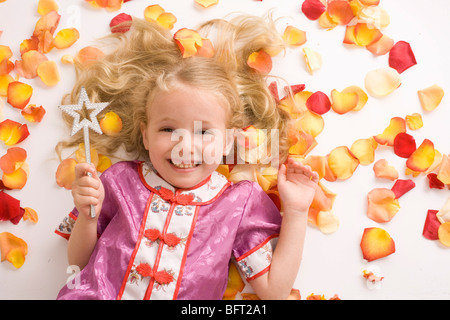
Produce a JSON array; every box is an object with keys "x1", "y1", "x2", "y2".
[
  {"x1": 223, "y1": 128, "x2": 236, "y2": 156},
  {"x1": 140, "y1": 122, "x2": 149, "y2": 150}
]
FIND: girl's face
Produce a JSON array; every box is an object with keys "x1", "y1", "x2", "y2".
[{"x1": 141, "y1": 84, "x2": 232, "y2": 189}]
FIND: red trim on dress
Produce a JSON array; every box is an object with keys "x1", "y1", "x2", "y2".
[{"x1": 235, "y1": 233, "x2": 279, "y2": 262}]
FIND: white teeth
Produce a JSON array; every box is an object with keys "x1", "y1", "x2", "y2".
[{"x1": 170, "y1": 161, "x2": 198, "y2": 169}]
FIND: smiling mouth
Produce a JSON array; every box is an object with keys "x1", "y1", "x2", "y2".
[{"x1": 169, "y1": 159, "x2": 200, "y2": 169}]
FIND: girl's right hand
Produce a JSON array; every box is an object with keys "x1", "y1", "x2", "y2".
[{"x1": 72, "y1": 163, "x2": 105, "y2": 219}]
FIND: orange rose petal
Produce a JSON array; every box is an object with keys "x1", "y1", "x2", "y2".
[
  {"x1": 144, "y1": 4, "x2": 165, "y2": 21},
  {"x1": 311, "y1": 182, "x2": 336, "y2": 212},
  {"x1": 405, "y1": 113, "x2": 423, "y2": 130},
  {"x1": 373, "y1": 159, "x2": 398, "y2": 181},
  {"x1": 75, "y1": 143, "x2": 99, "y2": 167},
  {"x1": 330, "y1": 89, "x2": 358, "y2": 114},
  {"x1": 354, "y1": 23, "x2": 383, "y2": 46},
  {"x1": 438, "y1": 222, "x2": 450, "y2": 247},
  {"x1": 373, "y1": 117, "x2": 406, "y2": 146},
  {"x1": 283, "y1": 26, "x2": 307, "y2": 46},
  {"x1": 366, "y1": 34, "x2": 394, "y2": 56},
  {"x1": 100, "y1": 111, "x2": 122, "y2": 136},
  {"x1": 341, "y1": 85, "x2": 368, "y2": 111},
  {"x1": 23, "y1": 207, "x2": 38, "y2": 223},
  {"x1": 0, "y1": 74, "x2": 14, "y2": 97},
  {"x1": 76, "y1": 46, "x2": 105, "y2": 66},
  {"x1": 21, "y1": 104, "x2": 46, "y2": 123},
  {"x1": 318, "y1": 11, "x2": 339, "y2": 30},
  {"x1": 0, "y1": 45, "x2": 12, "y2": 62},
  {"x1": 327, "y1": 146, "x2": 359, "y2": 180},
  {"x1": 0, "y1": 232, "x2": 28, "y2": 268},
  {"x1": 437, "y1": 154, "x2": 450, "y2": 184},
  {"x1": 2, "y1": 168, "x2": 28, "y2": 190},
  {"x1": 33, "y1": 10, "x2": 61, "y2": 38},
  {"x1": 173, "y1": 28, "x2": 203, "y2": 58},
  {"x1": 350, "y1": 138, "x2": 377, "y2": 165},
  {"x1": 97, "y1": 154, "x2": 112, "y2": 173},
  {"x1": 196, "y1": 38, "x2": 215, "y2": 58},
  {"x1": 406, "y1": 139, "x2": 435, "y2": 172},
  {"x1": 303, "y1": 47, "x2": 322, "y2": 74},
  {"x1": 304, "y1": 155, "x2": 328, "y2": 180},
  {"x1": 156, "y1": 12, "x2": 177, "y2": 30},
  {"x1": 195, "y1": 0, "x2": 219, "y2": 8},
  {"x1": 0, "y1": 147, "x2": 27, "y2": 174},
  {"x1": 364, "y1": 67, "x2": 401, "y2": 98},
  {"x1": 19, "y1": 38, "x2": 39, "y2": 55},
  {"x1": 247, "y1": 50, "x2": 272, "y2": 74},
  {"x1": 37, "y1": 60, "x2": 60, "y2": 86},
  {"x1": 292, "y1": 91, "x2": 313, "y2": 114},
  {"x1": 317, "y1": 211, "x2": 340, "y2": 234},
  {"x1": 55, "y1": 158, "x2": 77, "y2": 190},
  {"x1": 61, "y1": 54, "x2": 74, "y2": 65},
  {"x1": 0, "y1": 59, "x2": 14, "y2": 76},
  {"x1": 360, "y1": 227, "x2": 395, "y2": 262},
  {"x1": 327, "y1": 0, "x2": 354, "y2": 25},
  {"x1": 106, "y1": 0, "x2": 122, "y2": 11},
  {"x1": 296, "y1": 110, "x2": 324, "y2": 138},
  {"x1": 343, "y1": 25, "x2": 357, "y2": 45},
  {"x1": 417, "y1": 84, "x2": 444, "y2": 112},
  {"x1": 289, "y1": 131, "x2": 317, "y2": 156},
  {"x1": 222, "y1": 262, "x2": 245, "y2": 298},
  {"x1": 0, "y1": 119, "x2": 30, "y2": 146},
  {"x1": 53, "y1": 28, "x2": 80, "y2": 49},
  {"x1": 367, "y1": 188, "x2": 400, "y2": 223},
  {"x1": 37, "y1": 0, "x2": 59, "y2": 15},
  {"x1": 359, "y1": 0, "x2": 380, "y2": 5},
  {"x1": 15, "y1": 50, "x2": 48, "y2": 79}
]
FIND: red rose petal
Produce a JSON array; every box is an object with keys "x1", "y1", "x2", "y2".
[
  {"x1": 301, "y1": 0, "x2": 326, "y2": 20},
  {"x1": 391, "y1": 179, "x2": 415, "y2": 199},
  {"x1": 427, "y1": 173, "x2": 445, "y2": 190},
  {"x1": 393, "y1": 132, "x2": 416, "y2": 158},
  {"x1": 306, "y1": 91, "x2": 331, "y2": 115},
  {"x1": 110, "y1": 12, "x2": 132, "y2": 33},
  {"x1": 389, "y1": 41, "x2": 417, "y2": 74},
  {"x1": 423, "y1": 209, "x2": 440, "y2": 240},
  {"x1": 0, "y1": 191, "x2": 22, "y2": 224}
]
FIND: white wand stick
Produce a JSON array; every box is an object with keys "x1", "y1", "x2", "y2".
[{"x1": 59, "y1": 87, "x2": 110, "y2": 218}]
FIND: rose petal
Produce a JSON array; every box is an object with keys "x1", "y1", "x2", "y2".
[
  {"x1": 19, "y1": 38, "x2": 39, "y2": 55},
  {"x1": 33, "y1": 10, "x2": 60, "y2": 38},
  {"x1": 196, "y1": 38, "x2": 215, "y2": 58},
  {"x1": 173, "y1": 28, "x2": 203, "y2": 58},
  {"x1": 301, "y1": 0, "x2": 326, "y2": 20},
  {"x1": 358, "y1": 5, "x2": 390, "y2": 29},
  {"x1": 367, "y1": 188, "x2": 400, "y2": 223},
  {"x1": 317, "y1": 211, "x2": 339, "y2": 234},
  {"x1": 423, "y1": 209, "x2": 440, "y2": 240},
  {"x1": 222, "y1": 262, "x2": 245, "y2": 298},
  {"x1": 373, "y1": 117, "x2": 406, "y2": 146},
  {"x1": 353, "y1": 23, "x2": 383, "y2": 46},
  {"x1": 75, "y1": 143, "x2": 99, "y2": 167},
  {"x1": 289, "y1": 131, "x2": 317, "y2": 156},
  {"x1": 97, "y1": 154, "x2": 112, "y2": 173},
  {"x1": 303, "y1": 155, "x2": 328, "y2": 180},
  {"x1": 417, "y1": 84, "x2": 444, "y2": 112},
  {"x1": 330, "y1": 89, "x2": 358, "y2": 114},
  {"x1": 366, "y1": 34, "x2": 394, "y2": 56},
  {"x1": 311, "y1": 182, "x2": 336, "y2": 212},
  {"x1": 283, "y1": 26, "x2": 307, "y2": 46},
  {"x1": 0, "y1": 74, "x2": 14, "y2": 97},
  {"x1": 391, "y1": 179, "x2": 415, "y2": 199},
  {"x1": 61, "y1": 54, "x2": 74, "y2": 65},
  {"x1": 15, "y1": 50, "x2": 48, "y2": 79},
  {"x1": 23, "y1": 207, "x2": 38, "y2": 223},
  {"x1": 343, "y1": 25, "x2": 357, "y2": 45},
  {"x1": 156, "y1": 12, "x2": 177, "y2": 30},
  {"x1": 110, "y1": 13, "x2": 132, "y2": 33},
  {"x1": 37, "y1": 0, "x2": 59, "y2": 15},
  {"x1": 53, "y1": 28, "x2": 80, "y2": 49},
  {"x1": 76, "y1": 46, "x2": 105, "y2": 66},
  {"x1": 327, "y1": 0, "x2": 354, "y2": 25},
  {"x1": 100, "y1": 111, "x2": 122, "y2": 136},
  {"x1": 144, "y1": 4, "x2": 165, "y2": 21},
  {"x1": 389, "y1": 41, "x2": 417, "y2": 74},
  {"x1": 350, "y1": 138, "x2": 377, "y2": 165},
  {"x1": 327, "y1": 146, "x2": 359, "y2": 180},
  {"x1": 427, "y1": 173, "x2": 446, "y2": 190},
  {"x1": 37, "y1": 60, "x2": 60, "y2": 86},
  {"x1": 438, "y1": 222, "x2": 450, "y2": 247},
  {"x1": 405, "y1": 113, "x2": 423, "y2": 130},
  {"x1": 341, "y1": 85, "x2": 368, "y2": 111},
  {"x1": 0, "y1": 191, "x2": 22, "y2": 223},
  {"x1": 359, "y1": 0, "x2": 380, "y2": 5},
  {"x1": 55, "y1": 158, "x2": 77, "y2": 190},
  {"x1": 2, "y1": 167, "x2": 28, "y2": 190},
  {"x1": 0, "y1": 147, "x2": 27, "y2": 174},
  {"x1": 21, "y1": 104, "x2": 46, "y2": 123},
  {"x1": 295, "y1": 110, "x2": 324, "y2": 138},
  {"x1": 306, "y1": 90, "x2": 330, "y2": 115},
  {"x1": 247, "y1": 50, "x2": 272, "y2": 74},
  {"x1": 303, "y1": 47, "x2": 322, "y2": 74},
  {"x1": 360, "y1": 227, "x2": 395, "y2": 262},
  {"x1": 437, "y1": 198, "x2": 450, "y2": 224},
  {"x1": 0, "y1": 119, "x2": 30, "y2": 146},
  {"x1": 406, "y1": 139, "x2": 435, "y2": 172},
  {"x1": 195, "y1": 0, "x2": 218, "y2": 8},
  {"x1": 0, "y1": 232, "x2": 28, "y2": 268},
  {"x1": 364, "y1": 67, "x2": 401, "y2": 98},
  {"x1": 393, "y1": 132, "x2": 416, "y2": 158},
  {"x1": 437, "y1": 154, "x2": 450, "y2": 184},
  {"x1": 373, "y1": 159, "x2": 398, "y2": 181},
  {"x1": 0, "y1": 45, "x2": 12, "y2": 63}
]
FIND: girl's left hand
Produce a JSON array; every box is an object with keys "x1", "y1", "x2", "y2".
[{"x1": 277, "y1": 157, "x2": 319, "y2": 214}]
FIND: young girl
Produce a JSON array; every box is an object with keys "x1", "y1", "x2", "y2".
[{"x1": 55, "y1": 15, "x2": 319, "y2": 300}]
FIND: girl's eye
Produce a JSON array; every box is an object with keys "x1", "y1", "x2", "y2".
[
  {"x1": 160, "y1": 128, "x2": 174, "y2": 133},
  {"x1": 196, "y1": 129, "x2": 212, "y2": 135}
]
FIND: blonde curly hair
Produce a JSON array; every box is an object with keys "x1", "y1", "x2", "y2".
[{"x1": 56, "y1": 14, "x2": 292, "y2": 166}]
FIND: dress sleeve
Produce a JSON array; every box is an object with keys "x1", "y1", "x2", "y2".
[
  {"x1": 232, "y1": 181, "x2": 282, "y2": 281},
  {"x1": 54, "y1": 168, "x2": 118, "y2": 240}
]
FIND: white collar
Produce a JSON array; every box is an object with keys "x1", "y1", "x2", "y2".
[{"x1": 138, "y1": 162, "x2": 231, "y2": 206}]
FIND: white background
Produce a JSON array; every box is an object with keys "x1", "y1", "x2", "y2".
[{"x1": 0, "y1": 0, "x2": 449, "y2": 299}]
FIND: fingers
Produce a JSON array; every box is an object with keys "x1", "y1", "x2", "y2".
[
  {"x1": 72, "y1": 163, "x2": 103, "y2": 216},
  {"x1": 285, "y1": 157, "x2": 320, "y2": 182}
]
